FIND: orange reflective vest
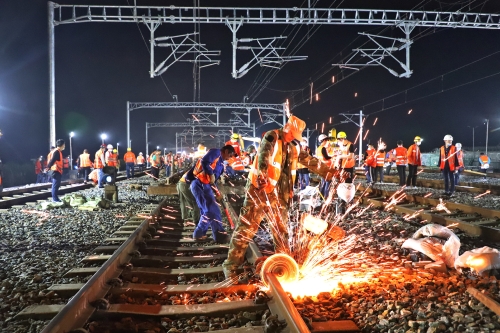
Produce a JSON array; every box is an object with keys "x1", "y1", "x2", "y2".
[
  {"x1": 339, "y1": 140, "x2": 355, "y2": 168},
  {"x1": 150, "y1": 153, "x2": 161, "y2": 167},
  {"x1": 375, "y1": 151, "x2": 386, "y2": 167},
  {"x1": 137, "y1": 155, "x2": 145, "y2": 164},
  {"x1": 63, "y1": 157, "x2": 69, "y2": 169},
  {"x1": 193, "y1": 156, "x2": 220, "y2": 184},
  {"x1": 35, "y1": 160, "x2": 42, "y2": 174},
  {"x1": 407, "y1": 144, "x2": 422, "y2": 166},
  {"x1": 124, "y1": 152, "x2": 136, "y2": 163},
  {"x1": 439, "y1": 145, "x2": 457, "y2": 171},
  {"x1": 225, "y1": 140, "x2": 241, "y2": 156},
  {"x1": 79, "y1": 153, "x2": 92, "y2": 167},
  {"x1": 94, "y1": 150, "x2": 104, "y2": 169},
  {"x1": 393, "y1": 147, "x2": 408, "y2": 166},
  {"x1": 229, "y1": 156, "x2": 245, "y2": 171},
  {"x1": 48, "y1": 149, "x2": 63, "y2": 174},
  {"x1": 107, "y1": 153, "x2": 118, "y2": 167},
  {"x1": 249, "y1": 130, "x2": 291, "y2": 194},
  {"x1": 365, "y1": 149, "x2": 377, "y2": 168},
  {"x1": 480, "y1": 155, "x2": 489, "y2": 167},
  {"x1": 315, "y1": 142, "x2": 332, "y2": 166},
  {"x1": 241, "y1": 154, "x2": 251, "y2": 167},
  {"x1": 457, "y1": 151, "x2": 464, "y2": 168}
]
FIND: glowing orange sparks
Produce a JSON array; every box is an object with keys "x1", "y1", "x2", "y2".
[
  {"x1": 372, "y1": 117, "x2": 378, "y2": 126},
  {"x1": 363, "y1": 130, "x2": 370, "y2": 140},
  {"x1": 474, "y1": 190, "x2": 490, "y2": 199}
]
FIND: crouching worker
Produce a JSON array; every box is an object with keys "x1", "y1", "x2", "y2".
[
  {"x1": 185, "y1": 145, "x2": 236, "y2": 242},
  {"x1": 222, "y1": 115, "x2": 341, "y2": 279}
]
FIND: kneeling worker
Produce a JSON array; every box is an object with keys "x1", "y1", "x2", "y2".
[
  {"x1": 222, "y1": 115, "x2": 341, "y2": 279},
  {"x1": 185, "y1": 144, "x2": 236, "y2": 242}
]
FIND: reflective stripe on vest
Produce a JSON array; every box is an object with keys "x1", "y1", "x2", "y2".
[
  {"x1": 249, "y1": 130, "x2": 283, "y2": 193},
  {"x1": 94, "y1": 150, "x2": 104, "y2": 169},
  {"x1": 480, "y1": 155, "x2": 489, "y2": 163},
  {"x1": 124, "y1": 152, "x2": 135, "y2": 163},
  {"x1": 457, "y1": 151, "x2": 464, "y2": 168},
  {"x1": 79, "y1": 153, "x2": 91, "y2": 167},
  {"x1": 315, "y1": 143, "x2": 332, "y2": 167},
  {"x1": 193, "y1": 156, "x2": 220, "y2": 184},
  {"x1": 137, "y1": 156, "x2": 145, "y2": 164},
  {"x1": 49, "y1": 149, "x2": 63, "y2": 174},
  {"x1": 340, "y1": 141, "x2": 355, "y2": 168},
  {"x1": 376, "y1": 152, "x2": 385, "y2": 167},
  {"x1": 394, "y1": 147, "x2": 407, "y2": 165},
  {"x1": 440, "y1": 145, "x2": 457, "y2": 171},
  {"x1": 107, "y1": 153, "x2": 118, "y2": 167},
  {"x1": 229, "y1": 156, "x2": 245, "y2": 171}
]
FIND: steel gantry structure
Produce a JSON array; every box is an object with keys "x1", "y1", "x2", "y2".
[
  {"x1": 126, "y1": 101, "x2": 286, "y2": 149},
  {"x1": 48, "y1": 2, "x2": 500, "y2": 146}
]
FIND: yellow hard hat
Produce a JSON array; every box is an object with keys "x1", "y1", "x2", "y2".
[
  {"x1": 127, "y1": 147, "x2": 131, "y2": 151},
  {"x1": 414, "y1": 136, "x2": 422, "y2": 142},
  {"x1": 231, "y1": 133, "x2": 239, "y2": 139},
  {"x1": 113, "y1": 149, "x2": 117, "y2": 153},
  {"x1": 337, "y1": 131, "x2": 347, "y2": 139}
]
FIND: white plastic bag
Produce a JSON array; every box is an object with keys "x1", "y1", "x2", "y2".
[
  {"x1": 402, "y1": 224, "x2": 460, "y2": 268},
  {"x1": 455, "y1": 246, "x2": 500, "y2": 275},
  {"x1": 337, "y1": 183, "x2": 356, "y2": 203}
]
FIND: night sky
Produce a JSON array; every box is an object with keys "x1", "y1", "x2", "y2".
[{"x1": 1, "y1": 0, "x2": 500, "y2": 163}]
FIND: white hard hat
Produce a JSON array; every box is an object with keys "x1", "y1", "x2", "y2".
[
  {"x1": 107, "y1": 144, "x2": 113, "y2": 149},
  {"x1": 139, "y1": 152, "x2": 143, "y2": 155},
  {"x1": 443, "y1": 134, "x2": 453, "y2": 141},
  {"x1": 318, "y1": 134, "x2": 328, "y2": 142},
  {"x1": 455, "y1": 143, "x2": 462, "y2": 148}
]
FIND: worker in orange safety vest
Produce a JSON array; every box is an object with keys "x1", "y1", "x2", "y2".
[
  {"x1": 94, "y1": 144, "x2": 106, "y2": 188},
  {"x1": 454, "y1": 143, "x2": 465, "y2": 186},
  {"x1": 373, "y1": 142, "x2": 386, "y2": 184},
  {"x1": 77, "y1": 149, "x2": 92, "y2": 183},
  {"x1": 136, "y1": 152, "x2": 145, "y2": 172},
  {"x1": 406, "y1": 136, "x2": 423, "y2": 188},
  {"x1": 334, "y1": 131, "x2": 356, "y2": 183},
  {"x1": 390, "y1": 140, "x2": 408, "y2": 186},
  {"x1": 225, "y1": 133, "x2": 242, "y2": 157},
  {"x1": 35, "y1": 156, "x2": 44, "y2": 183},
  {"x1": 438, "y1": 134, "x2": 459, "y2": 197},
  {"x1": 123, "y1": 148, "x2": 136, "y2": 179},
  {"x1": 45, "y1": 139, "x2": 65, "y2": 202}
]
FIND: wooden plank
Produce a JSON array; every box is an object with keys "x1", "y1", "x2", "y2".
[
  {"x1": 15, "y1": 305, "x2": 65, "y2": 320},
  {"x1": 63, "y1": 267, "x2": 99, "y2": 277},
  {"x1": 96, "y1": 300, "x2": 266, "y2": 317},
  {"x1": 311, "y1": 321, "x2": 360, "y2": 332},
  {"x1": 467, "y1": 287, "x2": 500, "y2": 316}
]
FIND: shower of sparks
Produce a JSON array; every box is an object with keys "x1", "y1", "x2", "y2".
[
  {"x1": 192, "y1": 114, "x2": 200, "y2": 122},
  {"x1": 354, "y1": 92, "x2": 358, "y2": 97},
  {"x1": 321, "y1": 123, "x2": 325, "y2": 133},
  {"x1": 417, "y1": 169, "x2": 424, "y2": 174},
  {"x1": 434, "y1": 198, "x2": 451, "y2": 214},
  {"x1": 408, "y1": 109, "x2": 412, "y2": 114},
  {"x1": 384, "y1": 188, "x2": 406, "y2": 211},
  {"x1": 145, "y1": 172, "x2": 160, "y2": 180},
  {"x1": 474, "y1": 190, "x2": 490, "y2": 199},
  {"x1": 372, "y1": 117, "x2": 378, "y2": 126},
  {"x1": 332, "y1": 76, "x2": 335, "y2": 83},
  {"x1": 403, "y1": 209, "x2": 423, "y2": 221},
  {"x1": 424, "y1": 192, "x2": 433, "y2": 198},
  {"x1": 329, "y1": 116, "x2": 332, "y2": 124},
  {"x1": 363, "y1": 130, "x2": 370, "y2": 140},
  {"x1": 315, "y1": 93, "x2": 319, "y2": 101}
]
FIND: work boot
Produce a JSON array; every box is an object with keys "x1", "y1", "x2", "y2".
[
  {"x1": 214, "y1": 231, "x2": 230, "y2": 244},
  {"x1": 222, "y1": 266, "x2": 238, "y2": 282}
]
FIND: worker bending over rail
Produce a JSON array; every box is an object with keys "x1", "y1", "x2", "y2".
[{"x1": 222, "y1": 115, "x2": 341, "y2": 279}]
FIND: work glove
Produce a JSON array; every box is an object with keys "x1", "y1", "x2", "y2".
[{"x1": 209, "y1": 174, "x2": 216, "y2": 184}]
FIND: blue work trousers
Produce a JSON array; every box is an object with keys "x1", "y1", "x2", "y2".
[
  {"x1": 36, "y1": 173, "x2": 44, "y2": 184},
  {"x1": 51, "y1": 171, "x2": 62, "y2": 202},
  {"x1": 165, "y1": 164, "x2": 171, "y2": 177},
  {"x1": 126, "y1": 163, "x2": 135, "y2": 179},
  {"x1": 364, "y1": 166, "x2": 372, "y2": 183},
  {"x1": 97, "y1": 168, "x2": 104, "y2": 188},
  {"x1": 190, "y1": 179, "x2": 226, "y2": 240},
  {"x1": 442, "y1": 168, "x2": 455, "y2": 194},
  {"x1": 298, "y1": 172, "x2": 309, "y2": 190},
  {"x1": 320, "y1": 179, "x2": 331, "y2": 198}
]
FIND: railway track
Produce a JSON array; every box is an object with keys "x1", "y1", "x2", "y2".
[{"x1": 15, "y1": 180, "x2": 327, "y2": 333}]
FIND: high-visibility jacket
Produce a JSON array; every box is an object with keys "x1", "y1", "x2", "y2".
[
  {"x1": 249, "y1": 129, "x2": 298, "y2": 194},
  {"x1": 150, "y1": 153, "x2": 162, "y2": 167},
  {"x1": 225, "y1": 140, "x2": 241, "y2": 156},
  {"x1": 124, "y1": 152, "x2": 136, "y2": 163},
  {"x1": 63, "y1": 157, "x2": 69, "y2": 169},
  {"x1": 193, "y1": 156, "x2": 220, "y2": 184},
  {"x1": 315, "y1": 142, "x2": 332, "y2": 166},
  {"x1": 375, "y1": 151, "x2": 386, "y2": 167},
  {"x1": 392, "y1": 147, "x2": 408, "y2": 166},
  {"x1": 229, "y1": 156, "x2": 245, "y2": 171},
  {"x1": 94, "y1": 150, "x2": 104, "y2": 169},
  {"x1": 339, "y1": 140, "x2": 355, "y2": 168},
  {"x1": 107, "y1": 153, "x2": 118, "y2": 167},
  {"x1": 457, "y1": 151, "x2": 464, "y2": 168},
  {"x1": 48, "y1": 149, "x2": 63, "y2": 174},
  {"x1": 439, "y1": 145, "x2": 457, "y2": 171},
  {"x1": 479, "y1": 155, "x2": 490, "y2": 168},
  {"x1": 79, "y1": 153, "x2": 92, "y2": 167},
  {"x1": 35, "y1": 160, "x2": 42, "y2": 174},
  {"x1": 407, "y1": 144, "x2": 422, "y2": 166},
  {"x1": 365, "y1": 148, "x2": 377, "y2": 168},
  {"x1": 137, "y1": 155, "x2": 145, "y2": 164}
]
